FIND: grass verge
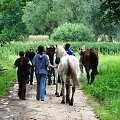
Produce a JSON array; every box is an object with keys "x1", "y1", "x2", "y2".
[{"x1": 81, "y1": 54, "x2": 120, "y2": 120}]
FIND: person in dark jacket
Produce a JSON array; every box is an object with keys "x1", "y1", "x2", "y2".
[
  {"x1": 25, "y1": 48, "x2": 36, "y2": 85},
  {"x1": 65, "y1": 43, "x2": 75, "y2": 56},
  {"x1": 13, "y1": 51, "x2": 32, "y2": 100}
]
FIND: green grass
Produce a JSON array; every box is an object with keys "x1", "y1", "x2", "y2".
[
  {"x1": 81, "y1": 54, "x2": 120, "y2": 120},
  {"x1": 0, "y1": 38, "x2": 120, "y2": 120},
  {"x1": 0, "y1": 69, "x2": 16, "y2": 95},
  {"x1": 0, "y1": 47, "x2": 17, "y2": 95}
]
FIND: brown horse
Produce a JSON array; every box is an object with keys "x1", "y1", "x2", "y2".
[
  {"x1": 46, "y1": 46, "x2": 56, "y2": 85},
  {"x1": 80, "y1": 49, "x2": 99, "y2": 84}
]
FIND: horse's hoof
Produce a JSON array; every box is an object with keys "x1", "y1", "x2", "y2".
[
  {"x1": 60, "y1": 92, "x2": 63, "y2": 96},
  {"x1": 66, "y1": 99, "x2": 70, "y2": 104},
  {"x1": 55, "y1": 93, "x2": 60, "y2": 97},
  {"x1": 53, "y1": 83, "x2": 56, "y2": 85},
  {"x1": 90, "y1": 82, "x2": 93, "y2": 85},
  {"x1": 56, "y1": 95, "x2": 60, "y2": 97},
  {"x1": 69, "y1": 102, "x2": 73, "y2": 106},
  {"x1": 61, "y1": 100, "x2": 65, "y2": 104},
  {"x1": 48, "y1": 83, "x2": 51, "y2": 85}
]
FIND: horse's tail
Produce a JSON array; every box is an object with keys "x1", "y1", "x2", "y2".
[
  {"x1": 90, "y1": 51, "x2": 99, "y2": 75},
  {"x1": 68, "y1": 58, "x2": 80, "y2": 86}
]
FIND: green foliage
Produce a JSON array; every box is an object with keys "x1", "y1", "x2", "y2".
[
  {"x1": 71, "y1": 41, "x2": 120, "y2": 55},
  {"x1": 2, "y1": 39, "x2": 120, "y2": 55},
  {"x1": 0, "y1": 0, "x2": 28, "y2": 42},
  {"x1": 22, "y1": 0, "x2": 120, "y2": 41},
  {"x1": 0, "y1": 70, "x2": 16, "y2": 95},
  {"x1": 81, "y1": 55, "x2": 120, "y2": 120},
  {"x1": 23, "y1": 0, "x2": 94, "y2": 36},
  {"x1": 0, "y1": 45, "x2": 17, "y2": 95},
  {"x1": 0, "y1": 38, "x2": 120, "y2": 119},
  {"x1": 100, "y1": 0, "x2": 120, "y2": 24},
  {"x1": 51, "y1": 23, "x2": 95, "y2": 42},
  {"x1": 0, "y1": 0, "x2": 32, "y2": 11}
]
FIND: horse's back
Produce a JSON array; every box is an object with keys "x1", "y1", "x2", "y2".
[
  {"x1": 82, "y1": 50, "x2": 91, "y2": 67},
  {"x1": 69, "y1": 56, "x2": 81, "y2": 75},
  {"x1": 58, "y1": 55, "x2": 80, "y2": 77},
  {"x1": 90, "y1": 50, "x2": 98, "y2": 67},
  {"x1": 82, "y1": 49, "x2": 98, "y2": 72}
]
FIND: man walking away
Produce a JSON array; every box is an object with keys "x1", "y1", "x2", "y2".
[{"x1": 25, "y1": 48, "x2": 36, "y2": 85}]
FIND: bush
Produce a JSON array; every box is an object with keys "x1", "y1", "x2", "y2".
[{"x1": 51, "y1": 22, "x2": 95, "y2": 42}]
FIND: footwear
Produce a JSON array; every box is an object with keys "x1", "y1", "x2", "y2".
[
  {"x1": 27, "y1": 80, "x2": 29, "y2": 84},
  {"x1": 30, "y1": 83, "x2": 33, "y2": 85},
  {"x1": 22, "y1": 98, "x2": 26, "y2": 100},
  {"x1": 41, "y1": 99, "x2": 44, "y2": 101}
]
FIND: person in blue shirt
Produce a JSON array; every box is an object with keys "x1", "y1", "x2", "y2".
[
  {"x1": 65, "y1": 43, "x2": 75, "y2": 56},
  {"x1": 32, "y1": 45, "x2": 57, "y2": 101}
]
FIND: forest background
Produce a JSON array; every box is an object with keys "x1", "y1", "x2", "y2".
[{"x1": 0, "y1": 0, "x2": 120, "y2": 120}]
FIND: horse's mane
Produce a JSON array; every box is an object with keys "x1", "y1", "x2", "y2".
[
  {"x1": 57, "y1": 45, "x2": 65, "y2": 53},
  {"x1": 56, "y1": 45, "x2": 68, "y2": 58}
]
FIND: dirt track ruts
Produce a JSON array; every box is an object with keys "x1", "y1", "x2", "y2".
[{"x1": 0, "y1": 78, "x2": 99, "y2": 120}]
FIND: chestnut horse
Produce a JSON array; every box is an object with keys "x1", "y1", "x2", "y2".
[
  {"x1": 80, "y1": 48, "x2": 99, "y2": 84},
  {"x1": 55, "y1": 45, "x2": 81, "y2": 105}
]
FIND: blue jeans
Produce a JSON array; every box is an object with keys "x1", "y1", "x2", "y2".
[{"x1": 36, "y1": 74, "x2": 47, "y2": 101}]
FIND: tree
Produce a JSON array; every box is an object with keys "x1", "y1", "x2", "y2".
[
  {"x1": 84, "y1": 0, "x2": 118, "y2": 41},
  {"x1": 0, "y1": 0, "x2": 32, "y2": 11},
  {"x1": 23, "y1": 0, "x2": 87, "y2": 35},
  {"x1": 0, "y1": 0, "x2": 28, "y2": 42},
  {"x1": 100, "y1": 0, "x2": 120, "y2": 24}
]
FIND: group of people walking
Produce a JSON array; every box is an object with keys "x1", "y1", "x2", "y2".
[{"x1": 13, "y1": 44, "x2": 83, "y2": 101}]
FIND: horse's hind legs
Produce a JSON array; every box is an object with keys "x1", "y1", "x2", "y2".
[
  {"x1": 53, "y1": 71, "x2": 56, "y2": 85},
  {"x1": 69, "y1": 86, "x2": 75, "y2": 106},
  {"x1": 55, "y1": 82, "x2": 60, "y2": 97},
  {"x1": 90, "y1": 71, "x2": 95, "y2": 84},
  {"x1": 80, "y1": 63, "x2": 84, "y2": 74},
  {"x1": 87, "y1": 72, "x2": 90, "y2": 84},
  {"x1": 61, "y1": 80, "x2": 65, "y2": 104},
  {"x1": 66, "y1": 81, "x2": 70, "y2": 104},
  {"x1": 48, "y1": 74, "x2": 52, "y2": 85}
]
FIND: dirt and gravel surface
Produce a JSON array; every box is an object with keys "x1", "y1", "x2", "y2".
[{"x1": 0, "y1": 78, "x2": 99, "y2": 120}]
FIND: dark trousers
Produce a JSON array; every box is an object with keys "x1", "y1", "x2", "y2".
[
  {"x1": 18, "y1": 73, "x2": 27, "y2": 99},
  {"x1": 30, "y1": 68, "x2": 34, "y2": 82},
  {"x1": 27, "y1": 67, "x2": 34, "y2": 84}
]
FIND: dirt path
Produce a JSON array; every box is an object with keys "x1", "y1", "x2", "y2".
[{"x1": 0, "y1": 79, "x2": 99, "y2": 120}]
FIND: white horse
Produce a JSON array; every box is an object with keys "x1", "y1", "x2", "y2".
[
  {"x1": 55, "y1": 45, "x2": 81, "y2": 105},
  {"x1": 53, "y1": 53, "x2": 63, "y2": 97}
]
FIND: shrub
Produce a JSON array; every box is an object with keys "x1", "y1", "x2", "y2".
[{"x1": 51, "y1": 22, "x2": 95, "y2": 42}]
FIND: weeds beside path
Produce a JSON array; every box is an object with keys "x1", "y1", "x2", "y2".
[{"x1": 0, "y1": 79, "x2": 99, "y2": 120}]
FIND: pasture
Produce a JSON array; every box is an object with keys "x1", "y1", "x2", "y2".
[{"x1": 0, "y1": 38, "x2": 120, "y2": 120}]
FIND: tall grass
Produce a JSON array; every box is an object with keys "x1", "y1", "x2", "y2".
[
  {"x1": 0, "y1": 69, "x2": 16, "y2": 95},
  {"x1": 81, "y1": 54, "x2": 120, "y2": 120},
  {"x1": 0, "y1": 38, "x2": 120, "y2": 120},
  {"x1": 2, "y1": 39, "x2": 120, "y2": 55},
  {"x1": 0, "y1": 48, "x2": 17, "y2": 95}
]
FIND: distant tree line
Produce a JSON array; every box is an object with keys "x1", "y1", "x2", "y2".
[{"x1": 0, "y1": 0, "x2": 120, "y2": 44}]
